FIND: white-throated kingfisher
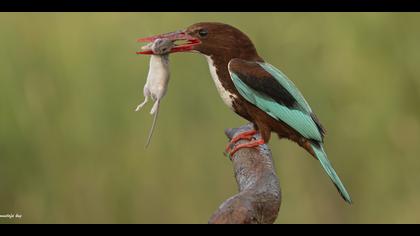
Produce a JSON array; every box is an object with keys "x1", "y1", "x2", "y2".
[{"x1": 137, "y1": 22, "x2": 352, "y2": 204}]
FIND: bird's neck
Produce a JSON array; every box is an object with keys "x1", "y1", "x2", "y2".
[
  {"x1": 204, "y1": 54, "x2": 231, "y2": 85},
  {"x1": 202, "y1": 44, "x2": 264, "y2": 92},
  {"x1": 204, "y1": 51, "x2": 262, "y2": 83},
  {"x1": 203, "y1": 54, "x2": 239, "y2": 110}
]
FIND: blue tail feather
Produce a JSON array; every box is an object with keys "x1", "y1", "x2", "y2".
[{"x1": 310, "y1": 142, "x2": 352, "y2": 204}]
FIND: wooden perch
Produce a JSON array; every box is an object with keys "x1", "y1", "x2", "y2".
[{"x1": 209, "y1": 123, "x2": 281, "y2": 224}]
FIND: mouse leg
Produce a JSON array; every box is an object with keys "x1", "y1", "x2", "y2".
[
  {"x1": 150, "y1": 100, "x2": 160, "y2": 115},
  {"x1": 135, "y1": 96, "x2": 149, "y2": 111}
]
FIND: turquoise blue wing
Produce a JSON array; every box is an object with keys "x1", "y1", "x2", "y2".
[
  {"x1": 257, "y1": 62, "x2": 312, "y2": 113},
  {"x1": 228, "y1": 59, "x2": 352, "y2": 203},
  {"x1": 228, "y1": 59, "x2": 324, "y2": 142}
]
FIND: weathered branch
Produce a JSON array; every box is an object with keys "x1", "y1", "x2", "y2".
[{"x1": 209, "y1": 123, "x2": 281, "y2": 224}]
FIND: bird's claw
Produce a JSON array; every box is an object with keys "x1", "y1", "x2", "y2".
[{"x1": 225, "y1": 129, "x2": 265, "y2": 160}]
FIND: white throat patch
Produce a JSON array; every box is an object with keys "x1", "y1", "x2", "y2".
[{"x1": 205, "y1": 55, "x2": 237, "y2": 109}]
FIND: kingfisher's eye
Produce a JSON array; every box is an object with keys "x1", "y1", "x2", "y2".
[{"x1": 198, "y1": 29, "x2": 208, "y2": 37}]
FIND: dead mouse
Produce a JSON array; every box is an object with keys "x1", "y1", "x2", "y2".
[{"x1": 135, "y1": 38, "x2": 174, "y2": 148}]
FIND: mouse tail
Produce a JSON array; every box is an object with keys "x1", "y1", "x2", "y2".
[{"x1": 145, "y1": 101, "x2": 160, "y2": 148}]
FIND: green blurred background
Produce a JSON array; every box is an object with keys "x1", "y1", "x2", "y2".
[{"x1": 0, "y1": 13, "x2": 419, "y2": 224}]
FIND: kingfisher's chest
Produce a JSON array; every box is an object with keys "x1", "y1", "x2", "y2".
[{"x1": 205, "y1": 56, "x2": 238, "y2": 110}]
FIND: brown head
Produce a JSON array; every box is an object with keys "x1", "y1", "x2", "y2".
[{"x1": 137, "y1": 22, "x2": 262, "y2": 61}]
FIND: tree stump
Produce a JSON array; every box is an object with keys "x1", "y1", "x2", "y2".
[{"x1": 209, "y1": 123, "x2": 281, "y2": 224}]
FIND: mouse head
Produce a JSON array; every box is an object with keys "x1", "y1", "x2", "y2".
[{"x1": 152, "y1": 39, "x2": 174, "y2": 55}]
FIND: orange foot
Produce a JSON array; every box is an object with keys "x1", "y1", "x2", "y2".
[
  {"x1": 225, "y1": 129, "x2": 265, "y2": 159},
  {"x1": 225, "y1": 130, "x2": 257, "y2": 154},
  {"x1": 228, "y1": 139, "x2": 265, "y2": 159}
]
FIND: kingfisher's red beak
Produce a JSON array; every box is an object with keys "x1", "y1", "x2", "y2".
[{"x1": 136, "y1": 30, "x2": 200, "y2": 55}]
